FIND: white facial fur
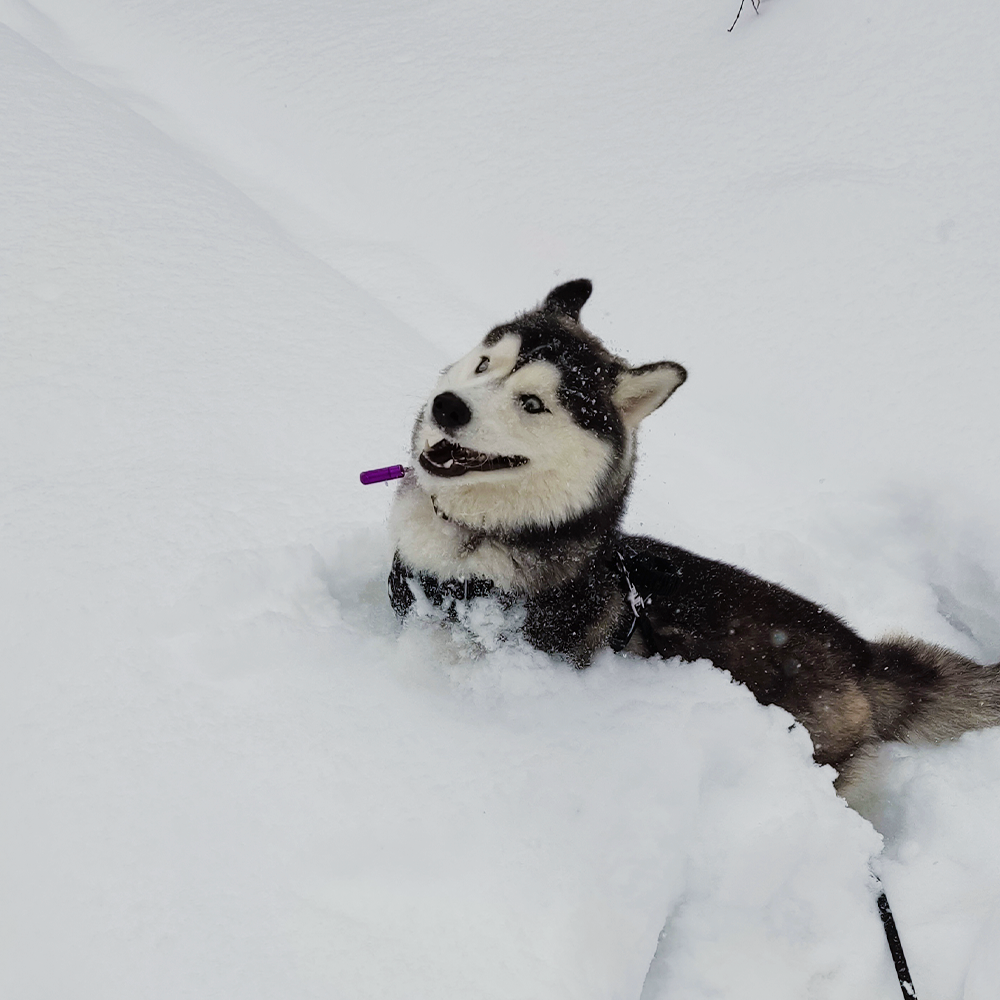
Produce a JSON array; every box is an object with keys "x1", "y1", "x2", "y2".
[
  {"x1": 410, "y1": 333, "x2": 616, "y2": 532},
  {"x1": 392, "y1": 326, "x2": 685, "y2": 586}
]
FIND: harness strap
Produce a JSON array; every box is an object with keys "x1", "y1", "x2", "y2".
[
  {"x1": 612, "y1": 548, "x2": 671, "y2": 657},
  {"x1": 615, "y1": 551, "x2": 644, "y2": 647}
]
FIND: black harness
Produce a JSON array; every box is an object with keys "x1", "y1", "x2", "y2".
[
  {"x1": 389, "y1": 557, "x2": 503, "y2": 617},
  {"x1": 612, "y1": 548, "x2": 668, "y2": 656}
]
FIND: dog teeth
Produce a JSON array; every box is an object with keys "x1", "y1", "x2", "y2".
[{"x1": 443, "y1": 459, "x2": 454, "y2": 468}]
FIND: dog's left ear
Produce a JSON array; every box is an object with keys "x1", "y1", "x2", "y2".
[
  {"x1": 542, "y1": 279, "x2": 593, "y2": 322},
  {"x1": 612, "y1": 362, "x2": 687, "y2": 430}
]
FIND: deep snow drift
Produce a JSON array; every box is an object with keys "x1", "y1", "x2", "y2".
[{"x1": 3, "y1": 1, "x2": 999, "y2": 997}]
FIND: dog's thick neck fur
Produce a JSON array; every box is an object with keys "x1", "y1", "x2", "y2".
[{"x1": 390, "y1": 466, "x2": 630, "y2": 593}]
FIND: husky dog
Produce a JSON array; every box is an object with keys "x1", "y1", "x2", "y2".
[{"x1": 389, "y1": 279, "x2": 1000, "y2": 787}]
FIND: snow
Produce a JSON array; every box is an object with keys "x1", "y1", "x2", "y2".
[{"x1": 2, "y1": 0, "x2": 999, "y2": 996}]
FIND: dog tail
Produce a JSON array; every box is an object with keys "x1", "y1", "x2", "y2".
[{"x1": 867, "y1": 635, "x2": 1000, "y2": 745}]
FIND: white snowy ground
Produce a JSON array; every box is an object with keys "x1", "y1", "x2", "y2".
[{"x1": 2, "y1": 0, "x2": 999, "y2": 996}]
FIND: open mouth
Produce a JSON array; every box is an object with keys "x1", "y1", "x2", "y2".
[{"x1": 419, "y1": 438, "x2": 528, "y2": 478}]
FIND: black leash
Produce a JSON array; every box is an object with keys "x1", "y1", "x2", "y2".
[
  {"x1": 877, "y1": 886, "x2": 918, "y2": 998},
  {"x1": 615, "y1": 550, "x2": 920, "y2": 1000}
]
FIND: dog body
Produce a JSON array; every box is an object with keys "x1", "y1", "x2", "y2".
[{"x1": 389, "y1": 279, "x2": 1000, "y2": 785}]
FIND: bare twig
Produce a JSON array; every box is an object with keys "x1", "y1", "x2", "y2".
[{"x1": 728, "y1": 0, "x2": 760, "y2": 32}]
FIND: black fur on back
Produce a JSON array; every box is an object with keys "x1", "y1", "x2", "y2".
[{"x1": 619, "y1": 536, "x2": 1000, "y2": 778}]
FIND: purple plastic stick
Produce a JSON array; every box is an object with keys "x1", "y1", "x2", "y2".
[{"x1": 360, "y1": 464, "x2": 407, "y2": 485}]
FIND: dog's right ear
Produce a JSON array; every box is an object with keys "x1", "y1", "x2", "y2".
[
  {"x1": 542, "y1": 279, "x2": 593, "y2": 322},
  {"x1": 612, "y1": 361, "x2": 686, "y2": 431}
]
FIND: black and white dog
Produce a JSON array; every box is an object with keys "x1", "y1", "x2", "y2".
[{"x1": 389, "y1": 279, "x2": 1000, "y2": 788}]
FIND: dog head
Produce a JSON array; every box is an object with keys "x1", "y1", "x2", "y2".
[{"x1": 411, "y1": 279, "x2": 686, "y2": 533}]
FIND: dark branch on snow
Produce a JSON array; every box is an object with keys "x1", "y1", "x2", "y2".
[{"x1": 728, "y1": 0, "x2": 760, "y2": 32}]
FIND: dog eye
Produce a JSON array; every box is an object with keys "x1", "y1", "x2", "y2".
[
  {"x1": 520, "y1": 394, "x2": 547, "y2": 414},
  {"x1": 475, "y1": 356, "x2": 489, "y2": 374}
]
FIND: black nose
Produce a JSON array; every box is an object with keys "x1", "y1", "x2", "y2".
[{"x1": 432, "y1": 391, "x2": 472, "y2": 431}]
